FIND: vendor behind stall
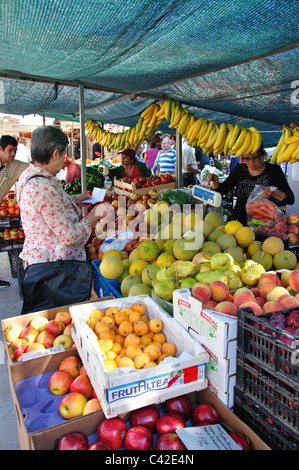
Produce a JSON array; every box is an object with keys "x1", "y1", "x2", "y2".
[
  {"x1": 108, "y1": 148, "x2": 152, "y2": 180},
  {"x1": 206, "y1": 143, "x2": 294, "y2": 226}
]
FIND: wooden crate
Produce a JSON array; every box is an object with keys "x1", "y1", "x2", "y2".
[{"x1": 113, "y1": 177, "x2": 176, "y2": 198}]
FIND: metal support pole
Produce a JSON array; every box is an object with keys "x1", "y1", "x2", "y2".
[
  {"x1": 79, "y1": 85, "x2": 87, "y2": 196},
  {"x1": 176, "y1": 129, "x2": 183, "y2": 188}
]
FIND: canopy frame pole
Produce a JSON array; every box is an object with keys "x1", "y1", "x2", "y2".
[
  {"x1": 176, "y1": 129, "x2": 183, "y2": 189},
  {"x1": 79, "y1": 84, "x2": 87, "y2": 199}
]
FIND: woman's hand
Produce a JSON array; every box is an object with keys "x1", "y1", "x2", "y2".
[
  {"x1": 75, "y1": 192, "x2": 92, "y2": 206},
  {"x1": 262, "y1": 186, "x2": 272, "y2": 199},
  {"x1": 206, "y1": 173, "x2": 220, "y2": 189}
]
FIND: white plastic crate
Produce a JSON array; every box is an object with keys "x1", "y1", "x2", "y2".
[{"x1": 70, "y1": 295, "x2": 209, "y2": 417}]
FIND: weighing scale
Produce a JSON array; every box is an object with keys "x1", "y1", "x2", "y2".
[{"x1": 192, "y1": 184, "x2": 222, "y2": 216}]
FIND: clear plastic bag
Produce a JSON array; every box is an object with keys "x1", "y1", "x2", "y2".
[
  {"x1": 99, "y1": 229, "x2": 134, "y2": 253},
  {"x1": 246, "y1": 184, "x2": 281, "y2": 223}
]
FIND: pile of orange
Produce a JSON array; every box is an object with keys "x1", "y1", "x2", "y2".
[{"x1": 85, "y1": 302, "x2": 176, "y2": 373}]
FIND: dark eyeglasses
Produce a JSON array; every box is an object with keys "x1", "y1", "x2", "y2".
[{"x1": 243, "y1": 155, "x2": 261, "y2": 162}]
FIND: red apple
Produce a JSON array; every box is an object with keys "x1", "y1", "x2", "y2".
[
  {"x1": 25, "y1": 342, "x2": 45, "y2": 353},
  {"x1": 83, "y1": 398, "x2": 102, "y2": 415},
  {"x1": 70, "y1": 374, "x2": 93, "y2": 399},
  {"x1": 36, "y1": 330, "x2": 56, "y2": 348},
  {"x1": 58, "y1": 432, "x2": 88, "y2": 450},
  {"x1": 165, "y1": 394, "x2": 193, "y2": 420},
  {"x1": 53, "y1": 334, "x2": 74, "y2": 350},
  {"x1": 80, "y1": 365, "x2": 88, "y2": 376},
  {"x1": 29, "y1": 315, "x2": 49, "y2": 332},
  {"x1": 156, "y1": 413, "x2": 186, "y2": 435},
  {"x1": 4, "y1": 323, "x2": 23, "y2": 343},
  {"x1": 49, "y1": 370, "x2": 74, "y2": 396},
  {"x1": 229, "y1": 431, "x2": 252, "y2": 450},
  {"x1": 8, "y1": 338, "x2": 28, "y2": 360},
  {"x1": 192, "y1": 403, "x2": 220, "y2": 425},
  {"x1": 55, "y1": 311, "x2": 72, "y2": 326},
  {"x1": 64, "y1": 324, "x2": 73, "y2": 336},
  {"x1": 155, "y1": 432, "x2": 186, "y2": 450},
  {"x1": 59, "y1": 392, "x2": 87, "y2": 419},
  {"x1": 124, "y1": 425, "x2": 153, "y2": 450},
  {"x1": 97, "y1": 417, "x2": 127, "y2": 450},
  {"x1": 59, "y1": 355, "x2": 82, "y2": 379},
  {"x1": 20, "y1": 326, "x2": 39, "y2": 344},
  {"x1": 46, "y1": 319, "x2": 65, "y2": 336},
  {"x1": 88, "y1": 440, "x2": 113, "y2": 450},
  {"x1": 130, "y1": 405, "x2": 160, "y2": 433}
]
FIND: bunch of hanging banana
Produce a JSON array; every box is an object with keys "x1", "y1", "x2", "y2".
[
  {"x1": 271, "y1": 125, "x2": 299, "y2": 164},
  {"x1": 228, "y1": 126, "x2": 262, "y2": 157}
]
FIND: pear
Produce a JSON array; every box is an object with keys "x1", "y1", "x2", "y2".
[
  {"x1": 152, "y1": 280, "x2": 176, "y2": 301},
  {"x1": 179, "y1": 277, "x2": 197, "y2": 288},
  {"x1": 176, "y1": 261, "x2": 197, "y2": 279},
  {"x1": 156, "y1": 266, "x2": 175, "y2": 283},
  {"x1": 240, "y1": 262, "x2": 265, "y2": 286},
  {"x1": 224, "y1": 269, "x2": 243, "y2": 289}
]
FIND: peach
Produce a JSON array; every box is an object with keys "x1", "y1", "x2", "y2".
[
  {"x1": 214, "y1": 301, "x2": 237, "y2": 316},
  {"x1": 262, "y1": 301, "x2": 283, "y2": 313},
  {"x1": 281, "y1": 270, "x2": 292, "y2": 287},
  {"x1": 233, "y1": 287, "x2": 252, "y2": 299},
  {"x1": 203, "y1": 299, "x2": 217, "y2": 309},
  {"x1": 83, "y1": 398, "x2": 102, "y2": 415},
  {"x1": 274, "y1": 212, "x2": 287, "y2": 224},
  {"x1": 258, "y1": 272, "x2": 280, "y2": 288},
  {"x1": 277, "y1": 294, "x2": 299, "y2": 309},
  {"x1": 255, "y1": 296, "x2": 266, "y2": 307},
  {"x1": 260, "y1": 281, "x2": 280, "y2": 299},
  {"x1": 289, "y1": 270, "x2": 299, "y2": 292},
  {"x1": 226, "y1": 294, "x2": 235, "y2": 303},
  {"x1": 274, "y1": 223, "x2": 288, "y2": 233},
  {"x1": 209, "y1": 280, "x2": 230, "y2": 302},
  {"x1": 238, "y1": 301, "x2": 263, "y2": 316},
  {"x1": 191, "y1": 282, "x2": 211, "y2": 303},
  {"x1": 288, "y1": 233, "x2": 299, "y2": 245},
  {"x1": 266, "y1": 286, "x2": 289, "y2": 302},
  {"x1": 287, "y1": 224, "x2": 299, "y2": 234},
  {"x1": 287, "y1": 213, "x2": 299, "y2": 225},
  {"x1": 234, "y1": 291, "x2": 256, "y2": 309},
  {"x1": 250, "y1": 287, "x2": 261, "y2": 297}
]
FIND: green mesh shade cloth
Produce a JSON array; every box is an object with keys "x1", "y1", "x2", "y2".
[{"x1": 0, "y1": 0, "x2": 298, "y2": 147}]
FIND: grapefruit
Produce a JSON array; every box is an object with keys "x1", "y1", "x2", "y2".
[
  {"x1": 273, "y1": 250, "x2": 297, "y2": 270},
  {"x1": 129, "y1": 259, "x2": 149, "y2": 276},
  {"x1": 204, "y1": 211, "x2": 224, "y2": 229},
  {"x1": 173, "y1": 237, "x2": 202, "y2": 261},
  {"x1": 224, "y1": 220, "x2": 243, "y2": 236},
  {"x1": 138, "y1": 239, "x2": 160, "y2": 262},
  {"x1": 102, "y1": 249, "x2": 122, "y2": 260},
  {"x1": 99, "y1": 256, "x2": 124, "y2": 280},
  {"x1": 128, "y1": 283, "x2": 152, "y2": 297},
  {"x1": 235, "y1": 227, "x2": 255, "y2": 248},
  {"x1": 262, "y1": 237, "x2": 284, "y2": 256},
  {"x1": 120, "y1": 274, "x2": 142, "y2": 296}
]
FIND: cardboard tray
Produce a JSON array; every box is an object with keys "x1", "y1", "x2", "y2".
[
  {"x1": 70, "y1": 295, "x2": 209, "y2": 417},
  {"x1": 30, "y1": 388, "x2": 271, "y2": 450}
]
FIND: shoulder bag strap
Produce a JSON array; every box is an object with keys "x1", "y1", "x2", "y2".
[{"x1": 19, "y1": 174, "x2": 48, "y2": 203}]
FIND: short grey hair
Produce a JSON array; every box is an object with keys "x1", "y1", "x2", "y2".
[
  {"x1": 31, "y1": 126, "x2": 68, "y2": 165},
  {"x1": 162, "y1": 137, "x2": 172, "y2": 144}
]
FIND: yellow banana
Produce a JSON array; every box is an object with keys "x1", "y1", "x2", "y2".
[
  {"x1": 277, "y1": 140, "x2": 299, "y2": 163},
  {"x1": 243, "y1": 131, "x2": 255, "y2": 155},
  {"x1": 177, "y1": 113, "x2": 191, "y2": 135},
  {"x1": 213, "y1": 122, "x2": 227, "y2": 151},
  {"x1": 169, "y1": 106, "x2": 183, "y2": 128},
  {"x1": 135, "y1": 117, "x2": 144, "y2": 135},
  {"x1": 129, "y1": 126, "x2": 136, "y2": 145},
  {"x1": 170, "y1": 100, "x2": 178, "y2": 120},
  {"x1": 199, "y1": 120, "x2": 215, "y2": 146},
  {"x1": 165, "y1": 99, "x2": 173, "y2": 121},
  {"x1": 147, "y1": 105, "x2": 160, "y2": 127},
  {"x1": 184, "y1": 115, "x2": 195, "y2": 138},
  {"x1": 230, "y1": 127, "x2": 247, "y2": 154},
  {"x1": 196, "y1": 119, "x2": 209, "y2": 143},
  {"x1": 187, "y1": 118, "x2": 204, "y2": 142},
  {"x1": 275, "y1": 127, "x2": 292, "y2": 163},
  {"x1": 271, "y1": 130, "x2": 285, "y2": 163},
  {"x1": 228, "y1": 124, "x2": 241, "y2": 151},
  {"x1": 285, "y1": 133, "x2": 299, "y2": 145},
  {"x1": 223, "y1": 127, "x2": 235, "y2": 155},
  {"x1": 249, "y1": 127, "x2": 262, "y2": 154},
  {"x1": 141, "y1": 103, "x2": 156, "y2": 119},
  {"x1": 156, "y1": 101, "x2": 166, "y2": 118},
  {"x1": 205, "y1": 125, "x2": 218, "y2": 150},
  {"x1": 235, "y1": 130, "x2": 252, "y2": 157}
]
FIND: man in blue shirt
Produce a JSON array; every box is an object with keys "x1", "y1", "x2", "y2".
[{"x1": 152, "y1": 137, "x2": 176, "y2": 174}]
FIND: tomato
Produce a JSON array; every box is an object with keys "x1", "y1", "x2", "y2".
[
  {"x1": 14, "y1": 209, "x2": 20, "y2": 216},
  {"x1": 1, "y1": 202, "x2": 8, "y2": 209},
  {"x1": 8, "y1": 208, "x2": 15, "y2": 215}
]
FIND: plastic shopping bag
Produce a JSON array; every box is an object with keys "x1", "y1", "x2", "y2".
[{"x1": 246, "y1": 184, "x2": 283, "y2": 225}]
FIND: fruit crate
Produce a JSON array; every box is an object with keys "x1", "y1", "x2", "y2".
[
  {"x1": 234, "y1": 387, "x2": 299, "y2": 450},
  {"x1": 0, "y1": 215, "x2": 22, "y2": 229},
  {"x1": 0, "y1": 237, "x2": 24, "y2": 251},
  {"x1": 235, "y1": 356, "x2": 299, "y2": 438},
  {"x1": 8, "y1": 248, "x2": 24, "y2": 279},
  {"x1": 113, "y1": 177, "x2": 176, "y2": 199},
  {"x1": 237, "y1": 306, "x2": 299, "y2": 385},
  {"x1": 92, "y1": 259, "x2": 122, "y2": 299}
]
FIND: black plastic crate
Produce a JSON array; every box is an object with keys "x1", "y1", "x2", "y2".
[
  {"x1": 236, "y1": 357, "x2": 299, "y2": 436},
  {"x1": 0, "y1": 215, "x2": 22, "y2": 229},
  {"x1": 8, "y1": 249, "x2": 24, "y2": 280},
  {"x1": 237, "y1": 306, "x2": 299, "y2": 385},
  {"x1": 0, "y1": 238, "x2": 24, "y2": 251},
  {"x1": 234, "y1": 387, "x2": 299, "y2": 450}
]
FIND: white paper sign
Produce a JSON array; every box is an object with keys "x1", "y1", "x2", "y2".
[
  {"x1": 176, "y1": 424, "x2": 241, "y2": 450},
  {"x1": 83, "y1": 187, "x2": 106, "y2": 203}
]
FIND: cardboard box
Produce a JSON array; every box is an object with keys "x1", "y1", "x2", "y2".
[
  {"x1": 7, "y1": 348, "x2": 104, "y2": 450},
  {"x1": 30, "y1": 388, "x2": 270, "y2": 450},
  {"x1": 208, "y1": 377, "x2": 236, "y2": 409},
  {"x1": 1, "y1": 298, "x2": 112, "y2": 365},
  {"x1": 70, "y1": 295, "x2": 209, "y2": 417},
  {"x1": 173, "y1": 289, "x2": 237, "y2": 358},
  {"x1": 199, "y1": 341, "x2": 236, "y2": 391}
]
